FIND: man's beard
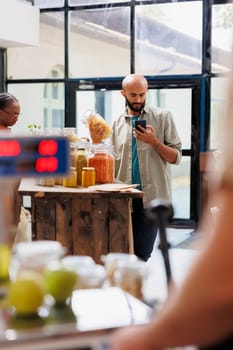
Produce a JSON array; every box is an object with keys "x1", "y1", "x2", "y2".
[{"x1": 125, "y1": 98, "x2": 145, "y2": 113}]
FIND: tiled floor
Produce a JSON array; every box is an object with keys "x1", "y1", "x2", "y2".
[
  {"x1": 144, "y1": 228, "x2": 201, "y2": 305},
  {"x1": 153, "y1": 227, "x2": 199, "y2": 249},
  {"x1": 155, "y1": 228, "x2": 193, "y2": 249}
]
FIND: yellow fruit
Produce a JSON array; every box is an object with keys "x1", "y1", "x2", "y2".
[
  {"x1": 8, "y1": 271, "x2": 45, "y2": 315},
  {"x1": 44, "y1": 262, "x2": 77, "y2": 305},
  {"x1": 0, "y1": 244, "x2": 11, "y2": 281}
]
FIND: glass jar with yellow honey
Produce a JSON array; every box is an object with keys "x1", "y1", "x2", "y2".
[
  {"x1": 81, "y1": 167, "x2": 96, "y2": 187},
  {"x1": 63, "y1": 167, "x2": 77, "y2": 187},
  {"x1": 76, "y1": 147, "x2": 87, "y2": 186}
]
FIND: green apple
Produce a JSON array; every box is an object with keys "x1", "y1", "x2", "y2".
[
  {"x1": 44, "y1": 261, "x2": 78, "y2": 305},
  {"x1": 8, "y1": 271, "x2": 45, "y2": 315}
]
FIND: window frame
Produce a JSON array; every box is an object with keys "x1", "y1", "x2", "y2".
[{"x1": 1, "y1": 0, "x2": 230, "y2": 227}]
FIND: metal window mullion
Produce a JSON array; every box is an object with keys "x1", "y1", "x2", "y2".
[
  {"x1": 130, "y1": 1, "x2": 135, "y2": 73},
  {"x1": 200, "y1": 0, "x2": 212, "y2": 151},
  {"x1": 64, "y1": 4, "x2": 73, "y2": 127},
  {"x1": 0, "y1": 49, "x2": 7, "y2": 92}
]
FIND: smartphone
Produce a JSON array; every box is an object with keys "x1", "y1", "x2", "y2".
[{"x1": 135, "y1": 120, "x2": 147, "y2": 131}]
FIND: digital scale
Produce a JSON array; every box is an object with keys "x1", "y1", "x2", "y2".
[{"x1": 0, "y1": 135, "x2": 69, "y2": 177}]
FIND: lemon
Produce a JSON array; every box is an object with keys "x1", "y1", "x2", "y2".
[
  {"x1": 44, "y1": 262, "x2": 77, "y2": 305},
  {"x1": 0, "y1": 244, "x2": 11, "y2": 281},
  {"x1": 8, "y1": 271, "x2": 45, "y2": 315}
]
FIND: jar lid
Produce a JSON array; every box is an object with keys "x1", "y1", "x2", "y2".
[
  {"x1": 82, "y1": 167, "x2": 95, "y2": 171},
  {"x1": 62, "y1": 255, "x2": 95, "y2": 268},
  {"x1": 13, "y1": 240, "x2": 66, "y2": 259},
  {"x1": 92, "y1": 143, "x2": 112, "y2": 150}
]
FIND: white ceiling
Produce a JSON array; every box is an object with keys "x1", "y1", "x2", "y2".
[{"x1": 0, "y1": 0, "x2": 39, "y2": 48}]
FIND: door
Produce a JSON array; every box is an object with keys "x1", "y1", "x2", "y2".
[{"x1": 68, "y1": 78, "x2": 201, "y2": 227}]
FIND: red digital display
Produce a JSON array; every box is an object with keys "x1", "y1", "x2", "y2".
[
  {"x1": 35, "y1": 157, "x2": 58, "y2": 172},
  {"x1": 38, "y1": 140, "x2": 58, "y2": 156},
  {"x1": 0, "y1": 140, "x2": 21, "y2": 156},
  {"x1": 0, "y1": 136, "x2": 69, "y2": 177}
]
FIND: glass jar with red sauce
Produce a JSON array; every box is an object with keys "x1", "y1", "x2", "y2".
[{"x1": 88, "y1": 144, "x2": 114, "y2": 184}]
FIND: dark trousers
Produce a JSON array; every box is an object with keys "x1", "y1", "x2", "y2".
[{"x1": 132, "y1": 198, "x2": 158, "y2": 262}]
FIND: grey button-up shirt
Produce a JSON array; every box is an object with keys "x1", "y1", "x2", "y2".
[{"x1": 111, "y1": 104, "x2": 182, "y2": 206}]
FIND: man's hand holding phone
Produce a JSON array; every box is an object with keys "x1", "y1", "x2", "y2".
[
  {"x1": 134, "y1": 121, "x2": 157, "y2": 146},
  {"x1": 135, "y1": 120, "x2": 147, "y2": 131}
]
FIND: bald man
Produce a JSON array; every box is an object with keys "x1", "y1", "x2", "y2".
[{"x1": 111, "y1": 74, "x2": 182, "y2": 261}]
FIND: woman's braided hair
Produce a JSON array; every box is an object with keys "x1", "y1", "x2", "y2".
[{"x1": 0, "y1": 92, "x2": 18, "y2": 109}]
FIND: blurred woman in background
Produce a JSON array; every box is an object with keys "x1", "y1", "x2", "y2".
[{"x1": 0, "y1": 92, "x2": 20, "y2": 131}]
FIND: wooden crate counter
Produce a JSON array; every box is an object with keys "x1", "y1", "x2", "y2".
[{"x1": 18, "y1": 179, "x2": 143, "y2": 264}]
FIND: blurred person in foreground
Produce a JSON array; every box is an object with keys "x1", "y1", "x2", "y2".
[
  {"x1": 90, "y1": 74, "x2": 182, "y2": 261},
  {"x1": 109, "y1": 65, "x2": 233, "y2": 349}
]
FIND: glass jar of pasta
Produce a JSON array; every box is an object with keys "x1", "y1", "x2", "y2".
[{"x1": 88, "y1": 144, "x2": 114, "y2": 184}]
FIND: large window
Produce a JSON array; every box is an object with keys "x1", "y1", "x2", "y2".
[
  {"x1": 209, "y1": 3, "x2": 233, "y2": 150},
  {"x1": 7, "y1": 12, "x2": 65, "y2": 79},
  {"x1": 69, "y1": 0, "x2": 127, "y2": 4},
  {"x1": 211, "y1": 3, "x2": 233, "y2": 74},
  {"x1": 135, "y1": 1, "x2": 203, "y2": 75},
  {"x1": 69, "y1": 7, "x2": 131, "y2": 77},
  {"x1": 4, "y1": 0, "x2": 230, "y2": 226},
  {"x1": 210, "y1": 77, "x2": 228, "y2": 149},
  {"x1": 8, "y1": 82, "x2": 64, "y2": 133}
]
